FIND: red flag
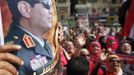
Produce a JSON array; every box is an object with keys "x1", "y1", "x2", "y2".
[
  {"x1": 121, "y1": 0, "x2": 134, "y2": 38},
  {"x1": 117, "y1": 54, "x2": 134, "y2": 64}
]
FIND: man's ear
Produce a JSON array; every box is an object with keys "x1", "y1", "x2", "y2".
[{"x1": 18, "y1": 1, "x2": 31, "y2": 18}]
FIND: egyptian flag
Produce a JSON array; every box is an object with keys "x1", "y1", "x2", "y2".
[{"x1": 121, "y1": 0, "x2": 134, "y2": 39}]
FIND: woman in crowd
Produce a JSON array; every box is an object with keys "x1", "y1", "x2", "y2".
[
  {"x1": 105, "y1": 55, "x2": 123, "y2": 75},
  {"x1": 87, "y1": 41, "x2": 105, "y2": 75},
  {"x1": 106, "y1": 36, "x2": 119, "y2": 53},
  {"x1": 87, "y1": 41, "x2": 102, "y2": 62}
]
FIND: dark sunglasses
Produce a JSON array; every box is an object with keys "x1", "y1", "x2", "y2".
[
  {"x1": 109, "y1": 59, "x2": 121, "y2": 63},
  {"x1": 35, "y1": 0, "x2": 51, "y2": 9}
]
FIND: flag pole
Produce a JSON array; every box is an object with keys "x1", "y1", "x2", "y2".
[{"x1": 0, "y1": 7, "x2": 4, "y2": 45}]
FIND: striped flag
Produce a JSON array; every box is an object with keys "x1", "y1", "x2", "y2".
[{"x1": 121, "y1": 0, "x2": 134, "y2": 40}]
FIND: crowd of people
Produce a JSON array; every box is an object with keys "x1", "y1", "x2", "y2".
[{"x1": 59, "y1": 21, "x2": 134, "y2": 75}]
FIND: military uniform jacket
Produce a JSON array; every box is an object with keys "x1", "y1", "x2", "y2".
[{"x1": 5, "y1": 23, "x2": 61, "y2": 75}]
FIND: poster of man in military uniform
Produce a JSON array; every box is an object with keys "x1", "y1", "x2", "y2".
[{"x1": 3, "y1": 0, "x2": 62, "y2": 75}]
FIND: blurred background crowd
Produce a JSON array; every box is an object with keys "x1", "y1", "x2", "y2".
[{"x1": 56, "y1": 0, "x2": 134, "y2": 75}]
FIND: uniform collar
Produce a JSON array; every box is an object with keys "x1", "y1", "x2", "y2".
[
  {"x1": 19, "y1": 26, "x2": 45, "y2": 47},
  {"x1": 6, "y1": 23, "x2": 53, "y2": 59}
]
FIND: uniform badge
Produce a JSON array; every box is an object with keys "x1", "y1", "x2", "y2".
[
  {"x1": 23, "y1": 34, "x2": 35, "y2": 48},
  {"x1": 30, "y1": 55, "x2": 48, "y2": 71}
]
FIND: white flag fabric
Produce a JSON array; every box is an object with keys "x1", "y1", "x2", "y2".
[
  {"x1": 122, "y1": 0, "x2": 127, "y2": 3},
  {"x1": 0, "y1": 8, "x2": 4, "y2": 45}
]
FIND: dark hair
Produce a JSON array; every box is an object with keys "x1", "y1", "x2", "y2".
[
  {"x1": 98, "y1": 36, "x2": 106, "y2": 49},
  {"x1": 116, "y1": 41, "x2": 132, "y2": 54},
  {"x1": 67, "y1": 56, "x2": 89, "y2": 75},
  {"x1": 7, "y1": 0, "x2": 36, "y2": 24},
  {"x1": 118, "y1": 0, "x2": 132, "y2": 27}
]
